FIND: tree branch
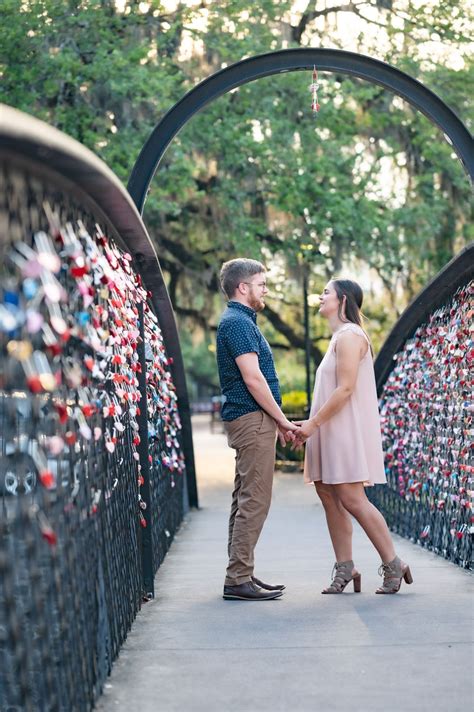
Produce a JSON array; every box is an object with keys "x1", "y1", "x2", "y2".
[
  {"x1": 291, "y1": 3, "x2": 360, "y2": 43},
  {"x1": 174, "y1": 305, "x2": 212, "y2": 329},
  {"x1": 263, "y1": 303, "x2": 323, "y2": 364}
]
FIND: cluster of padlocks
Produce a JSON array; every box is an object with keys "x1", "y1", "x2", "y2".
[
  {"x1": 0, "y1": 168, "x2": 184, "y2": 543},
  {"x1": 377, "y1": 282, "x2": 473, "y2": 564}
]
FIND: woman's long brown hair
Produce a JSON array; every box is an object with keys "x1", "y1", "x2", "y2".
[{"x1": 332, "y1": 279, "x2": 373, "y2": 354}]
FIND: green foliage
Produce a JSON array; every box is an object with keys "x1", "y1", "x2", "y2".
[
  {"x1": 281, "y1": 390, "x2": 307, "y2": 415},
  {"x1": 179, "y1": 330, "x2": 219, "y2": 400},
  {"x1": 0, "y1": 0, "x2": 189, "y2": 180},
  {"x1": 274, "y1": 350, "x2": 308, "y2": 395}
]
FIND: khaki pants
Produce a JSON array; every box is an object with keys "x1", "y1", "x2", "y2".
[{"x1": 224, "y1": 410, "x2": 277, "y2": 585}]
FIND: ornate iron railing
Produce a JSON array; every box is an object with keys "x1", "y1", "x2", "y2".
[
  {"x1": 0, "y1": 105, "x2": 193, "y2": 711},
  {"x1": 371, "y1": 245, "x2": 474, "y2": 569}
]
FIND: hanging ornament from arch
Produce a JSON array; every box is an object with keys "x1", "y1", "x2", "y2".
[{"x1": 309, "y1": 66, "x2": 320, "y2": 116}]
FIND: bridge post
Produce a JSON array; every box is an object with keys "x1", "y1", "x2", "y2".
[{"x1": 136, "y1": 301, "x2": 154, "y2": 598}]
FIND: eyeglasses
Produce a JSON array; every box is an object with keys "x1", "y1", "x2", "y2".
[{"x1": 242, "y1": 281, "x2": 267, "y2": 288}]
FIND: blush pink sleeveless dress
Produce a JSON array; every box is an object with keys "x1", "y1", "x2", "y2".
[{"x1": 304, "y1": 323, "x2": 386, "y2": 486}]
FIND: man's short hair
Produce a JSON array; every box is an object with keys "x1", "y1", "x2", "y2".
[{"x1": 220, "y1": 258, "x2": 266, "y2": 299}]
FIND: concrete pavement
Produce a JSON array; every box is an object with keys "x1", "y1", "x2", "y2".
[{"x1": 97, "y1": 415, "x2": 473, "y2": 712}]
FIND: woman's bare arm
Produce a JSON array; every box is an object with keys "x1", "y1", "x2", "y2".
[{"x1": 293, "y1": 332, "x2": 367, "y2": 442}]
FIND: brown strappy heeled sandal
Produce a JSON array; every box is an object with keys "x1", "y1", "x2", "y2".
[
  {"x1": 322, "y1": 560, "x2": 361, "y2": 594},
  {"x1": 376, "y1": 555, "x2": 413, "y2": 594}
]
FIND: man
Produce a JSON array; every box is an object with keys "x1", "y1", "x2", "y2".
[{"x1": 216, "y1": 258, "x2": 298, "y2": 601}]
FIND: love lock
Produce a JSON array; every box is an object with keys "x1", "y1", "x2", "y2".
[
  {"x1": 34, "y1": 231, "x2": 61, "y2": 274},
  {"x1": 41, "y1": 269, "x2": 65, "y2": 304},
  {"x1": 9, "y1": 240, "x2": 43, "y2": 279},
  {"x1": 0, "y1": 452, "x2": 37, "y2": 496},
  {"x1": 42, "y1": 201, "x2": 60, "y2": 239},
  {"x1": 47, "y1": 301, "x2": 68, "y2": 336}
]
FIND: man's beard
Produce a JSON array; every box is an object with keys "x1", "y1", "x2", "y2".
[{"x1": 249, "y1": 293, "x2": 265, "y2": 312}]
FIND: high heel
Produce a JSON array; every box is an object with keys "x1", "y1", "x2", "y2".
[
  {"x1": 376, "y1": 555, "x2": 413, "y2": 594},
  {"x1": 322, "y1": 560, "x2": 362, "y2": 594}
]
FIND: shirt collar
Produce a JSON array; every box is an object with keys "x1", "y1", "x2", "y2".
[{"x1": 227, "y1": 300, "x2": 257, "y2": 323}]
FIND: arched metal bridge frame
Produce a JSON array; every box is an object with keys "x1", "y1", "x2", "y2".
[{"x1": 127, "y1": 49, "x2": 474, "y2": 505}]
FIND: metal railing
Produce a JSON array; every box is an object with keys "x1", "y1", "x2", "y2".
[
  {"x1": 371, "y1": 245, "x2": 474, "y2": 569},
  {"x1": 0, "y1": 105, "x2": 194, "y2": 711}
]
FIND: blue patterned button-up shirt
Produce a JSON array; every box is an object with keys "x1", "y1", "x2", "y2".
[{"x1": 216, "y1": 301, "x2": 281, "y2": 421}]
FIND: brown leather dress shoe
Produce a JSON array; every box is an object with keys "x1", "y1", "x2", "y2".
[
  {"x1": 223, "y1": 581, "x2": 283, "y2": 601},
  {"x1": 252, "y1": 576, "x2": 286, "y2": 591}
]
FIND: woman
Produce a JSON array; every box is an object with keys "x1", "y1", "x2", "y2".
[{"x1": 293, "y1": 279, "x2": 413, "y2": 594}]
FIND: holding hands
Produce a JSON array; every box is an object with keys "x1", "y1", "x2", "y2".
[
  {"x1": 276, "y1": 417, "x2": 299, "y2": 447},
  {"x1": 291, "y1": 418, "x2": 319, "y2": 450},
  {"x1": 276, "y1": 417, "x2": 319, "y2": 449}
]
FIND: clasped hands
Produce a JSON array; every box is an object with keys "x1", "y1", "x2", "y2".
[{"x1": 277, "y1": 418, "x2": 317, "y2": 449}]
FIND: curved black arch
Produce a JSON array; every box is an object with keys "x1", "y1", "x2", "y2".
[{"x1": 128, "y1": 48, "x2": 473, "y2": 212}]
